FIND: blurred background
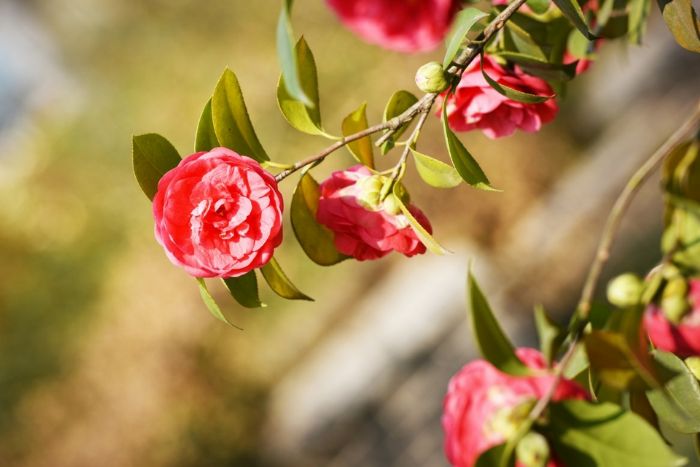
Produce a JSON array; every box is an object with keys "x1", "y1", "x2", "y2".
[{"x1": 1, "y1": 0, "x2": 699, "y2": 465}]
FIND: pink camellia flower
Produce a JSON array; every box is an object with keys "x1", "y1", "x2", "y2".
[
  {"x1": 443, "y1": 348, "x2": 588, "y2": 467},
  {"x1": 325, "y1": 0, "x2": 461, "y2": 53},
  {"x1": 316, "y1": 165, "x2": 431, "y2": 261},
  {"x1": 644, "y1": 279, "x2": 700, "y2": 357},
  {"x1": 439, "y1": 55, "x2": 558, "y2": 139},
  {"x1": 152, "y1": 147, "x2": 283, "y2": 278}
]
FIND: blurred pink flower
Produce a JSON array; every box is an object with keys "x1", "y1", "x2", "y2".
[{"x1": 644, "y1": 279, "x2": 700, "y2": 357}]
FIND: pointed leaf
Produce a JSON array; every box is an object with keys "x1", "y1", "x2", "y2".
[
  {"x1": 276, "y1": 0, "x2": 312, "y2": 107},
  {"x1": 658, "y1": 0, "x2": 700, "y2": 52},
  {"x1": 534, "y1": 305, "x2": 565, "y2": 365},
  {"x1": 475, "y1": 443, "x2": 515, "y2": 467},
  {"x1": 291, "y1": 172, "x2": 347, "y2": 266},
  {"x1": 277, "y1": 37, "x2": 333, "y2": 137},
  {"x1": 443, "y1": 8, "x2": 489, "y2": 68},
  {"x1": 584, "y1": 330, "x2": 657, "y2": 391},
  {"x1": 195, "y1": 278, "x2": 242, "y2": 329},
  {"x1": 381, "y1": 90, "x2": 418, "y2": 154},
  {"x1": 342, "y1": 102, "x2": 374, "y2": 168},
  {"x1": 480, "y1": 54, "x2": 552, "y2": 103},
  {"x1": 647, "y1": 350, "x2": 700, "y2": 433},
  {"x1": 468, "y1": 271, "x2": 531, "y2": 376},
  {"x1": 211, "y1": 68, "x2": 269, "y2": 162},
  {"x1": 441, "y1": 106, "x2": 498, "y2": 191},
  {"x1": 545, "y1": 400, "x2": 686, "y2": 467},
  {"x1": 195, "y1": 98, "x2": 219, "y2": 152},
  {"x1": 551, "y1": 0, "x2": 597, "y2": 39},
  {"x1": 392, "y1": 183, "x2": 449, "y2": 255},
  {"x1": 496, "y1": 51, "x2": 578, "y2": 81},
  {"x1": 629, "y1": 0, "x2": 652, "y2": 44},
  {"x1": 261, "y1": 257, "x2": 313, "y2": 301},
  {"x1": 132, "y1": 133, "x2": 181, "y2": 200},
  {"x1": 410, "y1": 148, "x2": 461, "y2": 188},
  {"x1": 222, "y1": 272, "x2": 265, "y2": 309}
]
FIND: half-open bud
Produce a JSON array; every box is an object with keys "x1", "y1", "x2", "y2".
[{"x1": 516, "y1": 431, "x2": 551, "y2": 467}]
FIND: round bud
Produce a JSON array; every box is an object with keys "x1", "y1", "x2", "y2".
[
  {"x1": 356, "y1": 175, "x2": 384, "y2": 210},
  {"x1": 515, "y1": 432, "x2": 551, "y2": 467},
  {"x1": 415, "y1": 61, "x2": 448, "y2": 93},
  {"x1": 661, "y1": 295, "x2": 690, "y2": 325},
  {"x1": 685, "y1": 357, "x2": 700, "y2": 381},
  {"x1": 607, "y1": 273, "x2": 643, "y2": 308},
  {"x1": 382, "y1": 194, "x2": 403, "y2": 215}
]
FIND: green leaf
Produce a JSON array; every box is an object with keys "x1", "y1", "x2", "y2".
[
  {"x1": 195, "y1": 98, "x2": 219, "y2": 152},
  {"x1": 392, "y1": 183, "x2": 449, "y2": 255},
  {"x1": 132, "y1": 133, "x2": 181, "y2": 200},
  {"x1": 291, "y1": 172, "x2": 347, "y2": 266},
  {"x1": 647, "y1": 350, "x2": 700, "y2": 433},
  {"x1": 468, "y1": 271, "x2": 531, "y2": 376},
  {"x1": 276, "y1": 0, "x2": 312, "y2": 107},
  {"x1": 496, "y1": 51, "x2": 578, "y2": 81},
  {"x1": 195, "y1": 278, "x2": 242, "y2": 329},
  {"x1": 380, "y1": 90, "x2": 418, "y2": 154},
  {"x1": 551, "y1": 0, "x2": 597, "y2": 39},
  {"x1": 534, "y1": 305, "x2": 565, "y2": 365},
  {"x1": 504, "y1": 21, "x2": 548, "y2": 60},
  {"x1": 566, "y1": 29, "x2": 592, "y2": 59},
  {"x1": 277, "y1": 37, "x2": 333, "y2": 137},
  {"x1": 211, "y1": 68, "x2": 269, "y2": 162},
  {"x1": 475, "y1": 443, "x2": 515, "y2": 467},
  {"x1": 260, "y1": 257, "x2": 313, "y2": 301},
  {"x1": 629, "y1": 0, "x2": 652, "y2": 44},
  {"x1": 584, "y1": 330, "x2": 656, "y2": 391},
  {"x1": 441, "y1": 105, "x2": 498, "y2": 191},
  {"x1": 545, "y1": 400, "x2": 686, "y2": 467},
  {"x1": 480, "y1": 55, "x2": 552, "y2": 104},
  {"x1": 222, "y1": 272, "x2": 265, "y2": 309},
  {"x1": 443, "y1": 8, "x2": 489, "y2": 68},
  {"x1": 410, "y1": 148, "x2": 462, "y2": 189},
  {"x1": 527, "y1": 0, "x2": 552, "y2": 14},
  {"x1": 341, "y1": 102, "x2": 374, "y2": 168},
  {"x1": 658, "y1": 0, "x2": 700, "y2": 51}
]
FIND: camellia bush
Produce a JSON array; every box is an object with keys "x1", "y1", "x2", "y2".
[{"x1": 132, "y1": 0, "x2": 700, "y2": 465}]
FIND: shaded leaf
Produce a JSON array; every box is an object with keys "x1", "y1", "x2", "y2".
[
  {"x1": 392, "y1": 183, "x2": 449, "y2": 255},
  {"x1": 584, "y1": 330, "x2": 656, "y2": 391},
  {"x1": 443, "y1": 8, "x2": 489, "y2": 68},
  {"x1": 261, "y1": 257, "x2": 313, "y2": 301},
  {"x1": 211, "y1": 68, "x2": 269, "y2": 162},
  {"x1": 132, "y1": 133, "x2": 181, "y2": 200},
  {"x1": 504, "y1": 21, "x2": 549, "y2": 60},
  {"x1": 497, "y1": 51, "x2": 578, "y2": 81},
  {"x1": 222, "y1": 272, "x2": 265, "y2": 308},
  {"x1": 534, "y1": 305, "x2": 565, "y2": 365},
  {"x1": 381, "y1": 90, "x2": 418, "y2": 154},
  {"x1": 647, "y1": 350, "x2": 700, "y2": 433},
  {"x1": 475, "y1": 443, "x2": 515, "y2": 467},
  {"x1": 276, "y1": 0, "x2": 312, "y2": 106},
  {"x1": 480, "y1": 54, "x2": 552, "y2": 103},
  {"x1": 551, "y1": 0, "x2": 597, "y2": 39},
  {"x1": 658, "y1": 0, "x2": 700, "y2": 52},
  {"x1": 342, "y1": 102, "x2": 374, "y2": 168},
  {"x1": 195, "y1": 98, "x2": 219, "y2": 152},
  {"x1": 410, "y1": 148, "x2": 462, "y2": 189},
  {"x1": 195, "y1": 278, "x2": 242, "y2": 329}
]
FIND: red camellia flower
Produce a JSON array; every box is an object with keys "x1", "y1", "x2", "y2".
[
  {"x1": 316, "y1": 165, "x2": 431, "y2": 260},
  {"x1": 442, "y1": 348, "x2": 588, "y2": 467},
  {"x1": 325, "y1": 0, "x2": 461, "y2": 53},
  {"x1": 152, "y1": 147, "x2": 283, "y2": 278},
  {"x1": 439, "y1": 55, "x2": 558, "y2": 139},
  {"x1": 644, "y1": 279, "x2": 700, "y2": 357}
]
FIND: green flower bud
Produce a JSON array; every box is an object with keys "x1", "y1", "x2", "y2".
[
  {"x1": 516, "y1": 432, "x2": 551, "y2": 467},
  {"x1": 661, "y1": 295, "x2": 690, "y2": 325},
  {"x1": 382, "y1": 194, "x2": 403, "y2": 215},
  {"x1": 415, "y1": 61, "x2": 448, "y2": 93},
  {"x1": 356, "y1": 175, "x2": 385, "y2": 210},
  {"x1": 607, "y1": 273, "x2": 643, "y2": 308},
  {"x1": 685, "y1": 357, "x2": 700, "y2": 381}
]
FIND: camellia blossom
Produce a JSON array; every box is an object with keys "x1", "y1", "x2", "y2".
[
  {"x1": 439, "y1": 55, "x2": 558, "y2": 139},
  {"x1": 152, "y1": 147, "x2": 283, "y2": 278},
  {"x1": 644, "y1": 279, "x2": 700, "y2": 357},
  {"x1": 325, "y1": 0, "x2": 461, "y2": 53},
  {"x1": 442, "y1": 348, "x2": 588, "y2": 467},
  {"x1": 316, "y1": 165, "x2": 431, "y2": 261}
]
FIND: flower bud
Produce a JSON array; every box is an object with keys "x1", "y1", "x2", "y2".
[
  {"x1": 383, "y1": 193, "x2": 403, "y2": 215},
  {"x1": 355, "y1": 175, "x2": 385, "y2": 210},
  {"x1": 607, "y1": 273, "x2": 643, "y2": 308},
  {"x1": 415, "y1": 61, "x2": 448, "y2": 93},
  {"x1": 661, "y1": 277, "x2": 690, "y2": 324},
  {"x1": 516, "y1": 432, "x2": 551, "y2": 467}
]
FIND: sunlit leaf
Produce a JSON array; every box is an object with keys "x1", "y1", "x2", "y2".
[
  {"x1": 443, "y1": 8, "x2": 489, "y2": 68},
  {"x1": 222, "y1": 272, "x2": 265, "y2": 308},
  {"x1": 551, "y1": 0, "x2": 597, "y2": 39},
  {"x1": 261, "y1": 257, "x2": 313, "y2": 301},
  {"x1": 132, "y1": 133, "x2": 181, "y2": 200},
  {"x1": 392, "y1": 183, "x2": 449, "y2": 255},
  {"x1": 211, "y1": 68, "x2": 269, "y2": 162},
  {"x1": 410, "y1": 148, "x2": 461, "y2": 189},
  {"x1": 647, "y1": 350, "x2": 700, "y2": 433},
  {"x1": 342, "y1": 102, "x2": 374, "y2": 168},
  {"x1": 195, "y1": 278, "x2": 242, "y2": 329},
  {"x1": 534, "y1": 305, "x2": 565, "y2": 365},
  {"x1": 276, "y1": 0, "x2": 312, "y2": 106},
  {"x1": 380, "y1": 90, "x2": 418, "y2": 154},
  {"x1": 195, "y1": 98, "x2": 219, "y2": 152}
]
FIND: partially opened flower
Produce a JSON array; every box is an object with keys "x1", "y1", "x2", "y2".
[
  {"x1": 325, "y1": 0, "x2": 461, "y2": 53},
  {"x1": 644, "y1": 278, "x2": 700, "y2": 357},
  {"x1": 316, "y1": 165, "x2": 431, "y2": 260},
  {"x1": 438, "y1": 55, "x2": 558, "y2": 139},
  {"x1": 442, "y1": 348, "x2": 588, "y2": 467},
  {"x1": 152, "y1": 147, "x2": 284, "y2": 278}
]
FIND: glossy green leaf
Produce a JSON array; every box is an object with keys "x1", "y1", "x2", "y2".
[
  {"x1": 658, "y1": 0, "x2": 700, "y2": 52},
  {"x1": 545, "y1": 400, "x2": 686, "y2": 467},
  {"x1": 584, "y1": 330, "x2": 656, "y2": 391},
  {"x1": 380, "y1": 90, "x2": 418, "y2": 154},
  {"x1": 276, "y1": 0, "x2": 312, "y2": 107},
  {"x1": 277, "y1": 37, "x2": 333, "y2": 137},
  {"x1": 551, "y1": 0, "x2": 597, "y2": 39},
  {"x1": 527, "y1": 0, "x2": 552, "y2": 14},
  {"x1": 261, "y1": 257, "x2": 313, "y2": 301},
  {"x1": 195, "y1": 98, "x2": 219, "y2": 152},
  {"x1": 195, "y1": 278, "x2": 242, "y2": 329},
  {"x1": 291, "y1": 172, "x2": 347, "y2": 266},
  {"x1": 132, "y1": 133, "x2": 181, "y2": 200},
  {"x1": 480, "y1": 55, "x2": 552, "y2": 104},
  {"x1": 392, "y1": 183, "x2": 449, "y2": 255},
  {"x1": 441, "y1": 105, "x2": 498, "y2": 191},
  {"x1": 410, "y1": 148, "x2": 461, "y2": 189},
  {"x1": 496, "y1": 51, "x2": 578, "y2": 81},
  {"x1": 647, "y1": 350, "x2": 700, "y2": 433},
  {"x1": 342, "y1": 102, "x2": 374, "y2": 168},
  {"x1": 222, "y1": 272, "x2": 265, "y2": 309},
  {"x1": 211, "y1": 68, "x2": 269, "y2": 162},
  {"x1": 534, "y1": 305, "x2": 565, "y2": 365},
  {"x1": 504, "y1": 21, "x2": 548, "y2": 60},
  {"x1": 468, "y1": 271, "x2": 531, "y2": 376},
  {"x1": 443, "y1": 8, "x2": 489, "y2": 68}
]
